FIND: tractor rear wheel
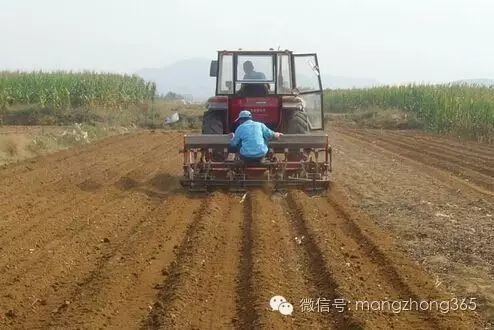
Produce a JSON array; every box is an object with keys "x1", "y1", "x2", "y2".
[
  {"x1": 283, "y1": 110, "x2": 310, "y2": 161},
  {"x1": 202, "y1": 110, "x2": 224, "y2": 134},
  {"x1": 202, "y1": 110, "x2": 225, "y2": 161},
  {"x1": 284, "y1": 110, "x2": 310, "y2": 134}
]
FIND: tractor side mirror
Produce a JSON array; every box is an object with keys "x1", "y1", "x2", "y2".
[{"x1": 210, "y1": 60, "x2": 218, "y2": 77}]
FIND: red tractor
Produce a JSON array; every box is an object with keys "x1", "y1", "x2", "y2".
[{"x1": 180, "y1": 50, "x2": 332, "y2": 192}]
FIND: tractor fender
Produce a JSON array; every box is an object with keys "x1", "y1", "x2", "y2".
[
  {"x1": 206, "y1": 96, "x2": 228, "y2": 111},
  {"x1": 281, "y1": 95, "x2": 306, "y2": 112}
]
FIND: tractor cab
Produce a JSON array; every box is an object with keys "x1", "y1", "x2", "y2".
[{"x1": 207, "y1": 50, "x2": 324, "y2": 133}]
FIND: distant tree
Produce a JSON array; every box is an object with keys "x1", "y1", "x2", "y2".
[{"x1": 163, "y1": 91, "x2": 184, "y2": 100}]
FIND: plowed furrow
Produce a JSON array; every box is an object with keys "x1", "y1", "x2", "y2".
[
  {"x1": 0, "y1": 132, "x2": 184, "y2": 327},
  {"x1": 0, "y1": 144, "x2": 182, "y2": 284},
  {"x1": 144, "y1": 193, "x2": 237, "y2": 329},
  {"x1": 396, "y1": 130, "x2": 494, "y2": 156},
  {"x1": 0, "y1": 132, "x2": 175, "y2": 213},
  {"x1": 352, "y1": 127, "x2": 494, "y2": 158},
  {"x1": 338, "y1": 128, "x2": 493, "y2": 193},
  {"x1": 0, "y1": 132, "x2": 135, "y2": 182},
  {"x1": 383, "y1": 131, "x2": 494, "y2": 163},
  {"x1": 143, "y1": 193, "x2": 242, "y2": 330},
  {"x1": 0, "y1": 192, "x2": 127, "y2": 277},
  {"x1": 0, "y1": 137, "x2": 180, "y2": 245},
  {"x1": 0, "y1": 189, "x2": 158, "y2": 324},
  {"x1": 0, "y1": 132, "x2": 142, "y2": 191},
  {"x1": 0, "y1": 130, "x2": 488, "y2": 328},
  {"x1": 0, "y1": 135, "x2": 147, "y2": 211},
  {"x1": 354, "y1": 130, "x2": 494, "y2": 177},
  {"x1": 43, "y1": 195, "x2": 202, "y2": 329},
  {"x1": 283, "y1": 193, "x2": 361, "y2": 329},
  {"x1": 242, "y1": 190, "x2": 339, "y2": 329},
  {"x1": 236, "y1": 191, "x2": 260, "y2": 329},
  {"x1": 287, "y1": 189, "x2": 480, "y2": 329}
]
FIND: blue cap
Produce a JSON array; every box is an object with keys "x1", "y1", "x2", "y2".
[{"x1": 235, "y1": 110, "x2": 252, "y2": 122}]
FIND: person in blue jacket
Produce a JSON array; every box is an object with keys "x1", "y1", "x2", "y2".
[{"x1": 229, "y1": 110, "x2": 283, "y2": 162}]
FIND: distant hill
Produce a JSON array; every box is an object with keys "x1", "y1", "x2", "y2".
[
  {"x1": 136, "y1": 58, "x2": 381, "y2": 100},
  {"x1": 136, "y1": 58, "x2": 215, "y2": 101},
  {"x1": 321, "y1": 74, "x2": 381, "y2": 89}
]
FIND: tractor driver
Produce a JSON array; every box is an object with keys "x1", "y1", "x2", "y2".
[
  {"x1": 243, "y1": 61, "x2": 266, "y2": 80},
  {"x1": 229, "y1": 110, "x2": 283, "y2": 162}
]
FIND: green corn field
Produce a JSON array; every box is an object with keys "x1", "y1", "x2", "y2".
[
  {"x1": 325, "y1": 85, "x2": 494, "y2": 142},
  {"x1": 0, "y1": 71, "x2": 156, "y2": 111}
]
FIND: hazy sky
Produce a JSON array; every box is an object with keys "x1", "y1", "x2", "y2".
[{"x1": 1, "y1": 0, "x2": 493, "y2": 84}]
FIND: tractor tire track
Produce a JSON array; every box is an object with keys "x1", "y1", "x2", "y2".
[{"x1": 236, "y1": 191, "x2": 260, "y2": 329}]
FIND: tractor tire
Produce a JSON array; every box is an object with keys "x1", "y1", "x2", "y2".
[
  {"x1": 283, "y1": 110, "x2": 310, "y2": 161},
  {"x1": 201, "y1": 110, "x2": 224, "y2": 161},
  {"x1": 202, "y1": 110, "x2": 224, "y2": 134},
  {"x1": 284, "y1": 110, "x2": 310, "y2": 134}
]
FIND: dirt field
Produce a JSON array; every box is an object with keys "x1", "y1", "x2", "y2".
[
  {"x1": 0, "y1": 128, "x2": 492, "y2": 329},
  {"x1": 0, "y1": 125, "x2": 133, "y2": 166}
]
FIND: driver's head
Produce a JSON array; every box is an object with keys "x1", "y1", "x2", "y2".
[{"x1": 243, "y1": 61, "x2": 254, "y2": 73}]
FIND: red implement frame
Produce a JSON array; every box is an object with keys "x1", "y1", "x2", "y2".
[{"x1": 180, "y1": 134, "x2": 332, "y2": 192}]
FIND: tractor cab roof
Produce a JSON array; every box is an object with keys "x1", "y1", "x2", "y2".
[{"x1": 217, "y1": 49, "x2": 293, "y2": 54}]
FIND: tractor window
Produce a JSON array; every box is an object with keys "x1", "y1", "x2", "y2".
[
  {"x1": 235, "y1": 55, "x2": 274, "y2": 96},
  {"x1": 236, "y1": 55, "x2": 274, "y2": 82},
  {"x1": 294, "y1": 54, "x2": 323, "y2": 129},
  {"x1": 300, "y1": 93, "x2": 323, "y2": 129},
  {"x1": 277, "y1": 54, "x2": 292, "y2": 93},
  {"x1": 294, "y1": 55, "x2": 321, "y2": 93},
  {"x1": 218, "y1": 54, "x2": 233, "y2": 94}
]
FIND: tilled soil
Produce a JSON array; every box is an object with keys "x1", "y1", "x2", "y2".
[
  {"x1": 0, "y1": 129, "x2": 490, "y2": 329},
  {"x1": 331, "y1": 127, "x2": 494, "y2": 327}
]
